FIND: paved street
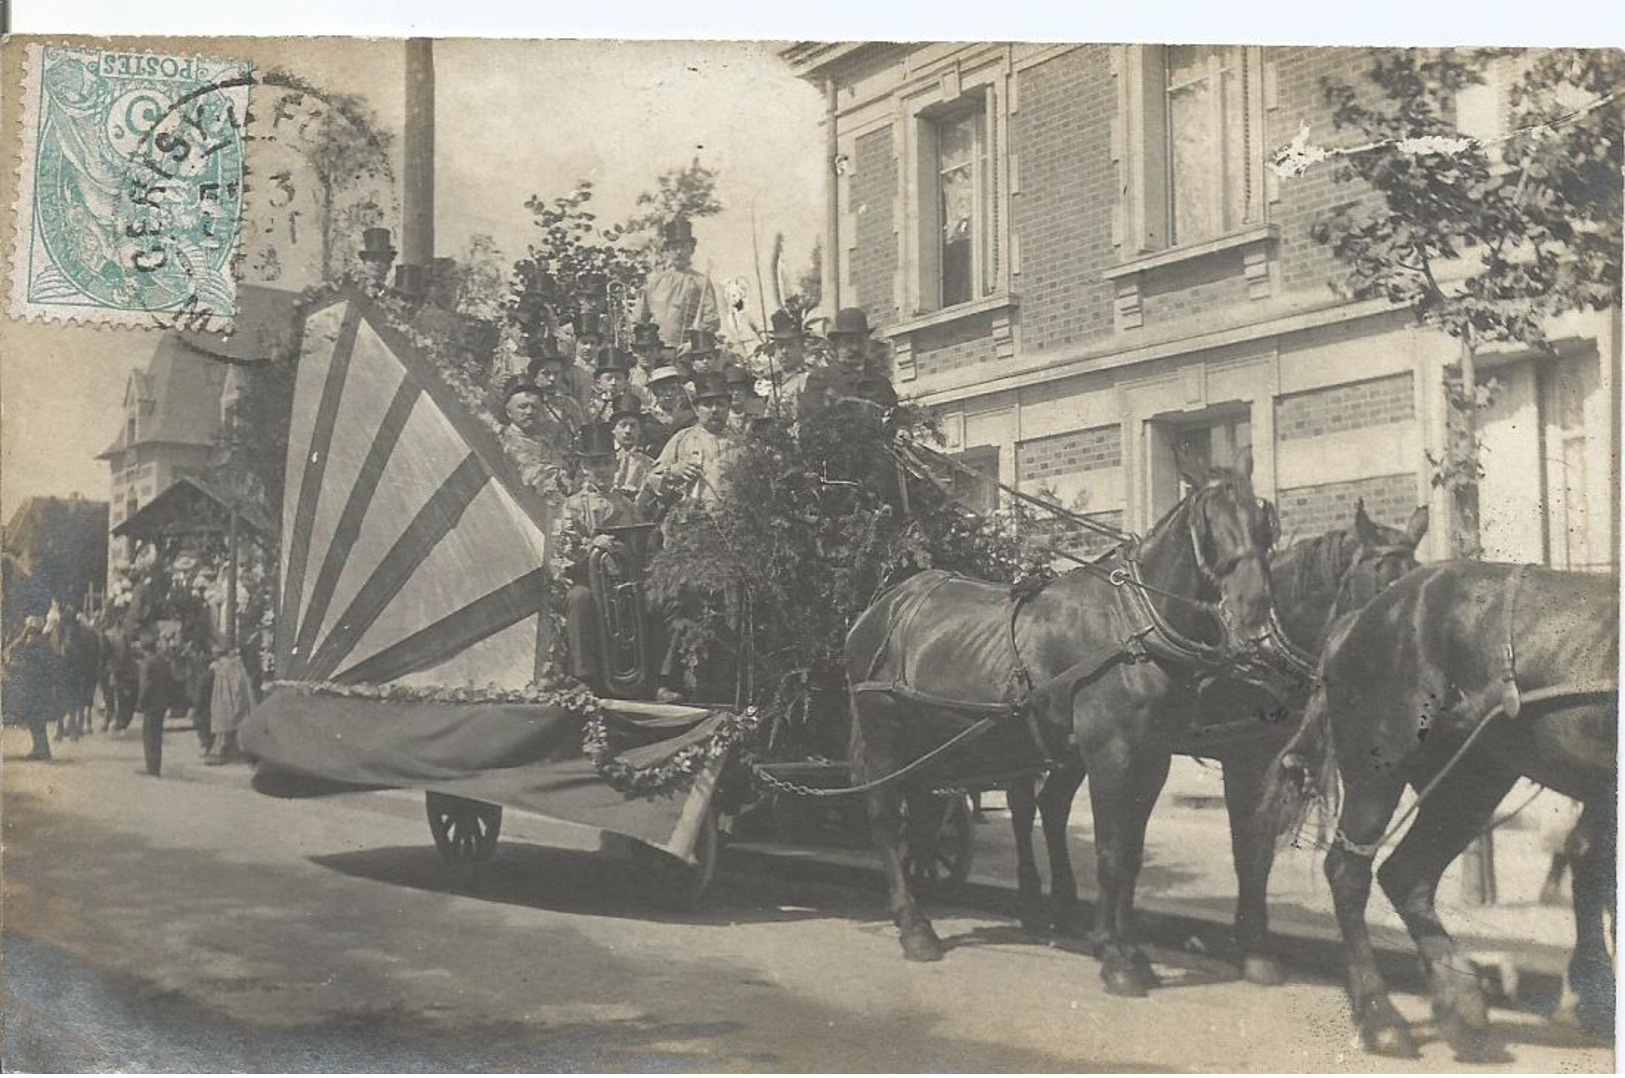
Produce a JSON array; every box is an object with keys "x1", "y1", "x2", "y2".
[{"x1": 3, "y1": 726, "x2": 1613, "y2": 1072}]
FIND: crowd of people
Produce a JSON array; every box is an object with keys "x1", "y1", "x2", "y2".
[{"x1": 494, "y1": 217, "x2": 899, "y2": 700}]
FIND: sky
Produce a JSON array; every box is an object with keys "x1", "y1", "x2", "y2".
[{"x1": 0, "y1": 38, "x2": 825, "y2": 516}]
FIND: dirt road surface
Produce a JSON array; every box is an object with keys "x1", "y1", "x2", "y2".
[{"x1": 2, "y1": 730, "x2": 1612, "y2": 1071}]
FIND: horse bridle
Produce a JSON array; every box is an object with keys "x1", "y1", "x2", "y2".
[
  {"x1": 1099, "y1": 478, "x2": 1278, "y2": 674},
  {"x1": 1266, "y1": 538, "x2": 1419, "y2": 680}
]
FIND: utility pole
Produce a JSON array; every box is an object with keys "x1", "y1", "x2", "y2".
[{"x1": 399, "y1": 38, "x2": 436, "y2": 296}]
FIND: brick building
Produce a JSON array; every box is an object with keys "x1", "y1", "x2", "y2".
[{"x1": 781, "y1": 43, "x2": 1618, "y2": 569}]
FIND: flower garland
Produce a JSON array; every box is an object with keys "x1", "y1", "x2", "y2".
[
  {"x1": 582, "y1": 705, "x2": 761, "y2": 801},
  {"x1": 268, "y1": 678, "x2": 762, "y2": 801}
]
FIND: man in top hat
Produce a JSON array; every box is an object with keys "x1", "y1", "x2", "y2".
[
  {"x1": 628, "y1": 321, "x2": 666, "y2": 390},
  {"x1": 560, "y1": 422, "x2": 642, "y2": 692},
  {"x1": 607, "y1": 392, "x2": 655, "y2": 499},
  {"x1": 523, "y1": 340, "x2": 588, "y2": 459},
  {"x1": 636, "y1": 217, "x2": 720, "y2": 350},
  {"x1": 642, "y1": 364, "x2": 695, "y2": 452},
  {"x1": 763, "y1": 307, "x2": 813, "y2": 421},
  {"x1": 589, "y1": 346, "x2": 637, "y2": 421},
  {"x1": 679, "y1": 327, "x2": 722, "y2": 379},
  {"x1": 569, "y1": 312, "x2": 609, "y2": 410},
  {"x1": 499, "y1": 377, "x2": 569, "y2": 497},
  {"x1": 359, "y1": 227, "x2": 396, "y2": 288},
  {"x1": 639, "y1": 371, "x2": 737, "y2": 532},
  {"x1": 805, "y1": 306, "x2": 897, "y2": 415}
]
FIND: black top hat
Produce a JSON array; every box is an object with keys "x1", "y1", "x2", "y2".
[
  {"x1": 683, "y1": 328, "x2": 719, "y2": 355},
  {"x1": 723, "y1": 363, "x2": 756, "y2": 387},
  {"x1": 573, "y1": 422, "x2": 618, "y2": 460},
  {"x1": 607, "y1": 392, "x2": 645, "y2": 425},
  {"x1": 631, "y1": 321, "x2": 663, "y2": 348},
  {"x1": 576, "y1": 311, "x2": 605, "y2": 340},
  {"x1": 594, "y1": 347, "x2": 634, "y2": 375},
  {"x1": 662, "y1": 217, "x2": 696, "y2": 246},
  {"x1": 690, "y1": 371, "x2": 731, "y2": 403},
  {"x1": 769, "y1": 308, "x2": 801, "y2": 341},
  {"x1": 501, "y1": 376, "x2": 545, "y2": 406},
  {"x1": 524, "y1": 339, "x2": 570, "y2": 379},
  {"x1": 830, "y1": 307, "x2": 873, "y2": 338},
  {"x1": 360, "y1": 227, "x2": 396, "y2": 262}
]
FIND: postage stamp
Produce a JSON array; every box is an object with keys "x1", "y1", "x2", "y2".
[{"x1": 9, "y1": 44, "x2": 252, "y2": 330}]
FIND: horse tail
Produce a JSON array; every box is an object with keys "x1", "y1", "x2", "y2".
[{"x1": 1258, "y1": 681, "x2": 1340, "y2": 842}]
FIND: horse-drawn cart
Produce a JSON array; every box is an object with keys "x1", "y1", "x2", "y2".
[{"x1": 238, "y1": 287, "x2": 970, "y2": 911}]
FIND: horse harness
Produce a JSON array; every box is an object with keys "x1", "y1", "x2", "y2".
[
  {"x1": 756, "y1": 484, "x2": 1268, "y2": 801},
  {"x1": 1334, "y1": 564, "x2": 1619, "y2": 859}
]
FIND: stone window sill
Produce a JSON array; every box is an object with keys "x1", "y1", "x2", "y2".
[
  {"x1": 885, "y1": 292, "x2": 1020, "y2": 338},
  {"x1": 1101, "y1": 224, "x2": 1279, "y2": 281}
]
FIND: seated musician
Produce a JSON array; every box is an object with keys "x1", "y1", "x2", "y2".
[{"x1": 561, "y1": 422, "x2": 642, "y2": 694}]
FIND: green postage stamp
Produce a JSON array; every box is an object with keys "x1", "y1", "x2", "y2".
[{"x1": 9, "y1": 44, "x2": 252, "y2": 330}]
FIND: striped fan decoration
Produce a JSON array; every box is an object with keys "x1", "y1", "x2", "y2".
[{"x1": 274, "y1": 290, "x2": 556, "y2": 690}]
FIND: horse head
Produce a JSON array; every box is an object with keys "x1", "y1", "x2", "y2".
[
  {"x1": 1334, "y1": 500, "x2": 1427, "y2": 620},
  {"x1": 1260, "y1": 500, "x2": 1428, "y2": 682},
  {"x1": 1145, "y1": 448, "x2": 1278, "y2": 659}
]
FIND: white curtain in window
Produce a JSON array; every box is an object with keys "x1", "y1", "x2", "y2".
[{"x1": 1166, "y1": 46, "x2": 1249, "y2": 245}]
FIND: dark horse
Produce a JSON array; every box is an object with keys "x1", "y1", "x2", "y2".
[
  {"x1": 1265, "y1": 562, "x2": 1617, "y2": 1061},
  {"x1": 844, "y1": 460, "x2": 1278, "y2": 994},
  {"x1": 1008, "y1": 500, "x2": 1428, "y2": 984}
]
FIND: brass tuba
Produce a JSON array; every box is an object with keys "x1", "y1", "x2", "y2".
[{"x1": 586, "y1": 522, "x2": 658, "y2": 699}]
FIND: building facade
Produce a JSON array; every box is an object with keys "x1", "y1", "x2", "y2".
[
  {"x1": 783, "y1": 43, "x2": 1619, "y2": 570},
  {"x1": 99, "y1": 334, "x2": 232, "y2": 582}
]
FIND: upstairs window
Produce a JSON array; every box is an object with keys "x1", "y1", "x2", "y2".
[
  {"x1": 1164, "y1": 45, "x2": 1257, "y2": 246},
  {"x1": 1115, "y1": 45, "x2": 1266, "y2": 255},
  {"x1": 918, "y1": 94, "x2": 992, "y2": 312}
]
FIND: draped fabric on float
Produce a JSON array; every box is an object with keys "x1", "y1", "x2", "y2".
[
  {"x1": 273, "y1": 293, "x2": 555, "y2": 690},
  {"x1": 247, "y1": 289, "x2": 722, "y2": 864}
]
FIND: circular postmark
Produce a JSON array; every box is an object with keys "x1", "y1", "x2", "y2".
[{"x1": 124, "y1": 67, "x2": 397, "y2": 348}]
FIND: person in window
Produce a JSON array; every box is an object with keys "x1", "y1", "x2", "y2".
[
  {"x1": 560, "y1": 423, "x2": 642, "y2": 694},
  {"x1": 636, "y1": 217, "x2": 720, "y2": 350}
]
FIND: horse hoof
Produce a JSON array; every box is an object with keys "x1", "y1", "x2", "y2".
[
  {"x1": 900, "y1": 928, "x2": 944, "y2": 963},
  {"x1": 1440, "y1": 1016, "x2": 1506, "y2": 1064},
  {"x1": 1085, "y1": 928, "x2": 1111, "y2": 958},
  {"x1": 901, "y1": 938, "x2": 944, "y2": 963},
  {"x1": 1101, "y1": 963, "x2": 1152, "y2": 998},
  {"x1": 1242, "y1": 954, "x2": 1287, "y2": 986},
  {"x1": 1360, "y1": 1020, "x2": 1418, "y2": 1059}
]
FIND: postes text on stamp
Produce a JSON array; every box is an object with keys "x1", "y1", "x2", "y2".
[{"x1": 10, "y1": 44, "x2": 252, "y2": 330}]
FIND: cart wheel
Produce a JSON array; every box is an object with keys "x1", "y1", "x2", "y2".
[
  {"x1": 904, "y1": 794, "x2": 974, "y2": 897},
  {"x1": 141, "y1": 709, "x2": 163, "y2": 776},
  {"x1": 426, "y1": 793, "x2": 502, "y2": 863},
  {"x1": 631, "y1": 808, "x2": 720, "y2": 912}
]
